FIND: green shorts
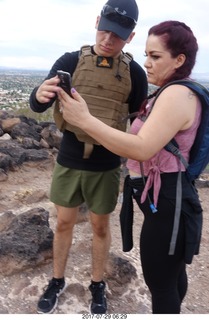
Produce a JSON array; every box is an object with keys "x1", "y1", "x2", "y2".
[{"x1": 50, "y1": 162, "x2": 120, "y2": 214}]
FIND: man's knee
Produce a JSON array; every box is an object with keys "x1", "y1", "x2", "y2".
[
  {"x1": 55, "y1": 206, "x2": 78, "y2": 232},
  {"x1": 56, "y1": 218, "x2": 73, "y2": 233},
  {"x1": 92, "y1": 220, "x2": 110, "y2": 237}
]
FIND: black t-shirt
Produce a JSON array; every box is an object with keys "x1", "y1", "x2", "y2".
[{"x1": 29, "y1": 47, "x2": 148, "y2": 171}]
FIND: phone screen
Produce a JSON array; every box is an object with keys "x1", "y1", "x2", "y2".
[{"x1": 57, "y1": 70, "x2": 72, "y2": 96}]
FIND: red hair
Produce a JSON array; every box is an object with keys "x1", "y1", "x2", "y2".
[
  {"x1": 148, "y1": 20, "x2": 198, "y2": 85},
  {"x1": 138, "y1": 20, "x2": 198, "y2": 116}
]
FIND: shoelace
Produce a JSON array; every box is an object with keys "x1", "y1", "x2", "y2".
[{"x1": 43, "y1": 281, "x2": 63, "y2": 299}]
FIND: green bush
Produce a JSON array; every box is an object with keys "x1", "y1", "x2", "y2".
[{"x1": 11, "y1": 105, "x2": 54, "y2": 122}]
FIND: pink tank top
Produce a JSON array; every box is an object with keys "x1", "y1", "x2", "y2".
[{"x1": 126, "y1": 97, "x2": 202, "y2": 206}]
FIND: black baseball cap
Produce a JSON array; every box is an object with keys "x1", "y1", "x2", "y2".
[{"x1": 98, "y1": 0, "x2": 139, "y2": 40}]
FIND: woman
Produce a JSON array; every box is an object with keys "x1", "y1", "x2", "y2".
[{"x1": 58, "y1": 21, "x2": 203, "y2": 314}]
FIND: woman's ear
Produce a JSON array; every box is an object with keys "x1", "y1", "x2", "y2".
[{"x1": 176, "y1": 54, "x2": 186, "y2": 68}]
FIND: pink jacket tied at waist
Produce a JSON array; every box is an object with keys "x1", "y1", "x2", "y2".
[
  {"x1": 127, "y1": 98, "x2": 202, "y2": 207},
  {"x1": 140, "y1": 163, "x2": 161, "y2": 207}
]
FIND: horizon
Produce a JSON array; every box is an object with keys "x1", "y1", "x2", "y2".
[{"x1": 1, "y1": 66, "x2": 209, "y2": 82}]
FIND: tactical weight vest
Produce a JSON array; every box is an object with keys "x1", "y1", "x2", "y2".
[{"x1": 54, "y1": 45, "x2": 132, "y2": 145}]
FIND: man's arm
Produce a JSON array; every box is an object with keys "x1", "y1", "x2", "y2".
[
  {"x1": 128, "y1": 61, "x2": 148, "y2": 117},
  {"x1": 29, "y1": 51, "x2": 79, "y2": 113}
]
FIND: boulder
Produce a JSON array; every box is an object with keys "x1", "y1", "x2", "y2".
[{"x1": 0, "y1": 207, "x2": 53, "y2": 275}]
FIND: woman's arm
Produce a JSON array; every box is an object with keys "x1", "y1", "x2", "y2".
[{"x1": 59, "y1": 85, "x2": 198, "y2": 161}]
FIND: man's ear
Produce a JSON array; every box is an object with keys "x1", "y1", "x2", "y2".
[
  {"x1": 126, "y1": 32, "x2": 135, "y2": 44},
  {"x1": 95, "y1": 16, "x2": 100, "y2": 29}
]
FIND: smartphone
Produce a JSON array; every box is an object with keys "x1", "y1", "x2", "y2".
[{"x1": 57, "y1": 70, "x2": 72, "y2": 96}]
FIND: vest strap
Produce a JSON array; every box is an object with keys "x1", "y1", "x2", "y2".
[
  {"x1": 83, "y1": 143, "x2": 94, "y2": 159},
  {"x1": 81, "y1": 45, "x2": 92, "y2": 56},
  {"x1": 121, "y1": 52, "x2": 133, "y2": 65}
]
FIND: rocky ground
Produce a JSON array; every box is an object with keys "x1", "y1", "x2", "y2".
[{"x1": 0, "y1": 156, "x2": 209, "y2": 315}]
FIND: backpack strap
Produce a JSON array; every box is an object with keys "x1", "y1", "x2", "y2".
[
  {"x1": 169, "y1": 167, "x2": 182, "y2": 255},
  {"x1": 165, "y1": 139, "x2": 188, "y2": 254},
  {"x1": 165, "y1": 139, "x2": 188, "y2": 169}
]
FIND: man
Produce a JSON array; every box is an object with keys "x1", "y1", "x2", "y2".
[{"x1": 29, "y1": 0, "x2": 147, "y2": 314}]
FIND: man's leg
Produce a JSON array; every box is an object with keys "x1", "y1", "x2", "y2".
[
  {"x1": 53, "y1": 205, "x2": 79, "y2": 277},
  {"x1": 83, "y1": 167, "x2": 120, "y2": 313},
  {"x1": 90, "y1": 212, "x2": 111, "y2": 281},
  {"x1": 37, "y1": 205, "x2": 79, "y2": 314},
  {"x1": 89, "y1": 211, "x2": 111, "y2": 314}
]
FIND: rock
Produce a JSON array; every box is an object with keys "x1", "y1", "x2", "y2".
[
  {"x1": 0, "y1": 211, "x2": 15, "y2": 232},
  {"x1": 0, "y1": 207, "x2": 53, "y2": 275},
  {"x1": 0, "y1": 152, "x2": 13, "y2": 171},
  {"x1": 105, "y1": 253, "x2": 137, "y2": 296},
  {"x1": 11, "y1": 121, "x2": 41, "y2": 141},
  {"x1": 195, "y1": 174, "x2": 209, "y2": 188},
  {"x1": 0, "y1": 110, "x2": 61, "y2": 172},
  {"x1": 0, "y1": 117, "x2": 21, "y2": 132},
  {"x1": 0, "y1": 133, "x2": 11, "y2": 141},
  {"x1": 41, "y1": 124, "x2": 63, "y2": 149},
  {"x1": 0, "y1": 168, "x2": 8, "y2": 181},
  {"x1": 106, "y1": 253, "x2": 137, "y2": 284}
]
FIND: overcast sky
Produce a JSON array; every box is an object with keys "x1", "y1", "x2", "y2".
[{"x1": 0, "y1": 0, "x2": 208, "y2": 75}]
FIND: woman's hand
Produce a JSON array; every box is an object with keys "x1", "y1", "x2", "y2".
[
  {"x1": 58, "y1": 88, "x2": 91, "y2": 130},
  {"x1": 36, "y1": 76, "x2": 60, "y2": 103}
]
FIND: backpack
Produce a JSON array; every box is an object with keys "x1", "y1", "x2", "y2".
[
  {"x1": 146, "y1": 79, "x2": 209, "y2": 257},
  {"x1": 152, "y1": 79, "x2": 209, "y2": 182}
]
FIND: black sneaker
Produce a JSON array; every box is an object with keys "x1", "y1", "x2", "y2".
[
  {"x1": 89, "y1": 281, "x2": 107, "y2": 314},
  {"x1": 37, "y1": 278, "x2": 66, "y2": 314}
]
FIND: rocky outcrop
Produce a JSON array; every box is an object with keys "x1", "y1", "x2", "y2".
[
  {"x1": 0, "y1": 110, "x2": 62, "y2": 172},
  {"x1": 0, "y1": 207, "x2": 53, "y2": 275}
]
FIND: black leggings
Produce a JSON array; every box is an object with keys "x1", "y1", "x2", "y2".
[
  {"x1": 134, "y1": 195, "x2": 187, "y2": 313},
  {"x1": 131, "y1": 173, "x2": 195, "y2": 314}
]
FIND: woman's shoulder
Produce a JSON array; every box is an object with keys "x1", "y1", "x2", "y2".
[
  {"x1": 153, "y1": 82, "x2": 200, "y2": 130},
  {"x1": 155, "y1": 83, "x2": 198, "y2": 106}
]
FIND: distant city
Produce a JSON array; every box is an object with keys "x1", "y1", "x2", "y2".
[
  {"x1": 0, "y1": 68, "x2": 48, "y2": 110},
  {"x1": 0, "y1": 67, "x2": 208, "y2": 111}
]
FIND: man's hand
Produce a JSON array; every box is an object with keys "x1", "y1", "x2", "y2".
[{"x1": 36, "y1": 76, "x2": 60, "y2": 103}]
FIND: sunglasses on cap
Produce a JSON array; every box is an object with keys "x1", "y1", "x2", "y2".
[{"x1": 101, "y1": 5, "x2": 137, "y2": 29}]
